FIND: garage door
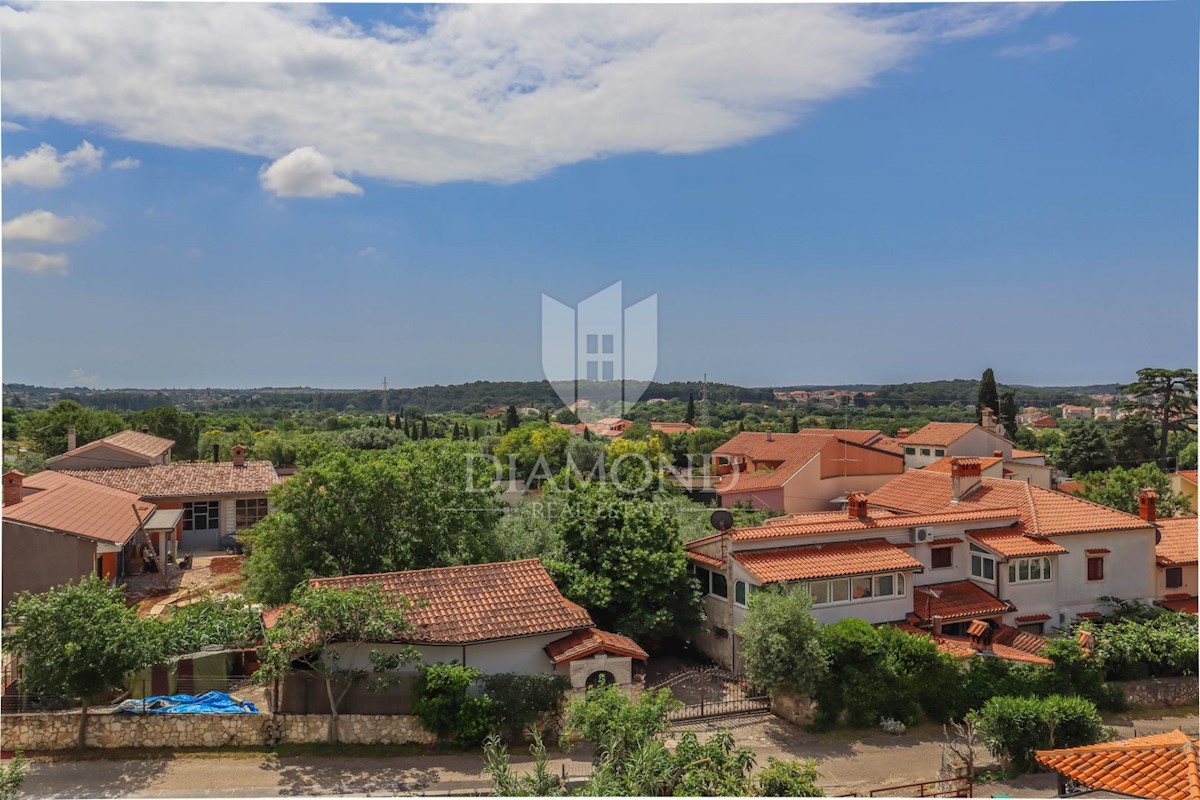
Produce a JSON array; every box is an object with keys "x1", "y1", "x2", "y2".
[{"x1": 181, "y1": 500, "x2": 222, "y2": 551}]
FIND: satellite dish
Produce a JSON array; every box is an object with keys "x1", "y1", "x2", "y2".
[{"x1": 710, "y1": 509, "x2": 735, "y2": 531}]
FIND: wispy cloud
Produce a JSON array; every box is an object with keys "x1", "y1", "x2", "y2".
[
  {"x1": 358, "y1": 246, "x2": 378, "y2": 258},
  {"x1": 1, "y1": 121, "x2": 27, "y2": 132},
  {"x1": 1, "y1": 141, "x2": 104, "y2": 188},
  {"x1": 997, "y1": 33, "x2": 1077, "y2": 59},
  {"x1": 69, "y1": 368, "x2": 101, "y2": 387},
  {"x1": 4, "y1": 250, "x2": 70, "y2": 276},
  {"x1": 3, "y1": 209, "x2": 103, "y2": 243},
  {"x1": 111, "y1": 156, "x2": 140, "y2": 170},
  {"x1": 0, "y1": 3, "x2": 1047, "y2": 186}
]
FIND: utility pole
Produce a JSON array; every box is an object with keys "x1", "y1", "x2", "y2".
[{"x1": 381, "y1": 377, "x2": 389, "y2": 421}]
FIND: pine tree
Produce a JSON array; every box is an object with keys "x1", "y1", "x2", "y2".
[
  {"x1": 685, "y1": 393, "x2": 696, "y2": 426},
  {"x1": 999, "y1": 391, "x2": 1018, "y2": 439},
  {"x1": 978, "y1": 368, "x2": 1000, "y2": 424}
]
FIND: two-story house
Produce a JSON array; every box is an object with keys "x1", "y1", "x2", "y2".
[{"x1": 900, "y1": 414, "x2": 1013, "y2": 470}]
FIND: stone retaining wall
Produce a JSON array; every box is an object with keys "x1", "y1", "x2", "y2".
[
  {"x1": 1119, "y1": 676, "x2": 1199, "y2": 708},
  {"x1": 0, "y1": 712, "x2": 435, "y2": 752}
]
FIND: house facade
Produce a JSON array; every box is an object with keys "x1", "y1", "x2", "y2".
[
  {"x1": 1171, "y1": 470, "x2": 1198, "y2": 513},
  {"x1": 900, "y1": 416, "x2": 1013, "y2": 470},
  {"x1": 711, "y1": 431, "x2": 904, "y2": 514},
  {"x1": 687, "y1": 458, "x2": 1159, "y2": 671},
  {"x1": 1154, "y1": 515, "x2": 1198, "y2": 614}
]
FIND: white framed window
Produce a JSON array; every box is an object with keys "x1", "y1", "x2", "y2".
[
  {"x1": 734, "y1": 580, "x2": 759, "y2": 607},
  {"x1": 970, "y1": 543, "x2": 996, "y2": 581},
  {"x1": 921, "y1": 448, "x2": 931, "y2": 456},
  {"x1": 1008, "y1": 557, "x2": 1052, "y2": 584},
  {"x1": 235, "y1": 497, "x2": 268, "y2": 528},
  {"x1": 934, "y1": 449, "x2": 945, "y2": 457},
  {"x1": 183, "y1": 500, "x2": 219, "y2": 531},
  {"x1": 800, "y1": 572, "x2": 906, "y2": 607}
]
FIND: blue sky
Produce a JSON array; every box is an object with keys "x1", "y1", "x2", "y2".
[{"x1": 2, "y1": 2, "x2": 1196, "y2": 390}]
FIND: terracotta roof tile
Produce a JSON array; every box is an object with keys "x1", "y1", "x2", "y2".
[
  {"x1": 46, "y1": 429, "x2": 174, "y2": 465},
  {"x1": 733, "y1": 539, "x2": 924, "y2": 583},
  {"x1": 732, "y1": 506, "x2": 1018, "y2": 542},
  {"x1": 901, "y1": 422, "x2": 993, "y2": 447},
  {"x1": 868, "y1": 470, "x2": 1152, "y2": 536},
  {"x1": 911, "y1": 580, "x2": 1012, "y2": 623},
  {"x1": 893, "y1": 623, "x2": 1052, "y2": 666},
  {"x1": 992, "y1": 623, "x2": 1050, "y2": 657},
  {"x1": 924, "y1": 456, "x2": 1003, "y2": 474},
  {"x1": 1157, "y1": 517, "x2": 1198, "y2": 567},
  {"x1": 968, "y1": 526, "x2": 1070, "y2": 557},
  {"x1": 1016, "y1": 613, "x2": 1052, "y2": 623},
  {"x1": 1161, "y1": 596, "x2": 1199, "y2": 615},
  {"x1": 61, "y1": 461, "x2": 279, "y2": 499},
  {"x1": 1035, "y1": 730, "x2": 1200, "y2": 800},
  {"x1": 687, "y1": 551, "x2": 725, "y2": 569},
  {"x1": 1009, "y1": 449, "x2": 1045, "y2": 461},
  {"x1": 1175, "y1": 471, "x2": 1199, "y2": 485},
  {"x1": 545, "y1": 628, "x2": 648, "y2": 664},
  {"x1": 310, "y1": 559, "x2": 593, "y2": 644},
  {"x1": 5, "y1": 470, "x2": 153, "y2": 545}
]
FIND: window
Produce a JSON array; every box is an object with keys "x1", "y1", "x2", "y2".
[
  {"x1": 1166, "y1": 567, "x2": 1184, "y2": 589},
  {"x1": 801, "y1": 573, "x2": 905, "y2": 606},
  {"x1": 711, "y1": 572, "x2": 728, "y2": 598},
  {"x1": 586, "y1": 334, "x2": 599, "y2": 353},
  {"x1": 585, "y1": 331, "x2": 614, "y2": 383},
  {"x1": 934, "y1": 449, "x2": 945, "y2": 457},
  {"x1": 602, "y1": 334, "x2": 614, "y2": 354},
  {"x1": 905, "y1": 447, "x2": 916, "y2": 455},
  {"x1": 970, "y1": 543, "x2": 996, "y2": 581},
  {"x1": 1087, "y1": 557, "x2": 1105, "y2": 582},
  {"x1": 931, "y1": 547, "x2": 954, "y2": 569},
  {"x1": 235, "y1": 498, "x2": 268, "y2": 528},
  {"x1": 691, "y1": 565, "x2": 711, "y2": 595},
  {"x1": 921, "y1": 448, "x2": 931, "y2": 456},
  {"x1": 183, "y1": 500, "x2": 219, "y2": 531},
  {"x1": 1008, "y1": 557, "x2": 1052, "y2": 584},
  {"x1": 735, "y1": 580, "x2": 747, "y2": 607}
]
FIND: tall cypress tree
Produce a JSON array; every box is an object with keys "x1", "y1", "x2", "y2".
[
  {"x1": 789, "y1": 413, "x2": 799, "y2": 434},
  {"x1": 999, "y1": 390, "x2": 1018, "y2": 439},
  {"x1": 420, "y1": 419, "x2": 429, "y2": 440},
  {"x1": 685, "y1": 393, "x2": 696, "y2": 426},
  {"x1": 505, "y1": 405, "x2": 520, "y2": 432},
  {"x1": 978, "y1": 368, "x2": 1000, "y2": 424}
]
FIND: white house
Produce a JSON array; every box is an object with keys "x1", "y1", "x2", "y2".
[{"x1": 900, "y1": 415, "x2": 1013, "y2": 470}]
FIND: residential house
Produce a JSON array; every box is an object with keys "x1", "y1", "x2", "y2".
[
  {"x1": 710, "y1": 431, "x2": 904, "y2": 514},
  {"x1": 57, "y1": 445, "x2": 278, "y2": 550},
  {"x1": 268, "y1": 559, "x2": 647, "y2": 712},
  {"x1": 2, "y1": 469, "x2": 182, "y2": 608},
  {"x1": 899, "y1": 414, "x2": 1012, "y2": 470},
  {"x1": 1016, "y1": 407, "x2": 1046, "y2": 426},
  {"x1": 687, "y1": 458, "x2": 1157, "y2": 670},
  {"x1": 1028, "y1": 414, "x2": 1059, "y2": 429},
  {"x1": 1035, "y1": 729, "x2": 1199, "y2": 800},
  {"x1": 650, "y1": 421, "x2": 695, "y2": 435},
  {"x1": 1154, "y1": 514, "x2": 1198, "y2": 614},
  {"x1": 587, "y1": 417, "x2": 633, "y2": 438},
  {"x1": 44, "y1": 428, "x2": 174, "y2": 470},
  {"x1": 1059, "y1": 404, "x2": 1094, "y2": 420},
  {"x1": 798, "y1": 428, "x2": 905, "y2": 455},
  {"x1": 1171, "y1": 470, "x2": 1198, "y2": 513},
  {"x1": 923, "y1": 452, "x2": 1053, "y2": 489},
  {"x1": 1093, "y1": 406, "x2": 1114, "y2": 421}
]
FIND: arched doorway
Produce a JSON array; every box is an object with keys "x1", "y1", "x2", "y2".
[{"x1": 585, "y1": 670, "x2": 616, "y2": 689}]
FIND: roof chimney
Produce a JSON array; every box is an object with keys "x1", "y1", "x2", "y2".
[
  {"x1": 846, "y1": 490, "x2": 869, "y2": 520},
  {"x1": 765, "y1": 430, "x2": 773, "y2": 442},
  {"x1": 231, "y1": 444, "x2": 246, "y2": 468},
  {"x1": 1138, "y1": 488, "x2": 1157, "y2": 522},
  {"x1": 967, "y1": 619, "x2": 992, "y2": 651},
  {"x1": 67, "y1": 427, "x2": 77, "y2": 452},
  {"x1": 950, "y1": 457, "x2": 983, "y2": 503},
  {"x1": 140, "y1": 425, "x2": 151, "y2": 434},
  {"x1": 3, "y1": 470, "x2": 24, "y2": 506},
  {"x1": 1077, "y1": 630, "x2": 1096, "y2": 655},
  {"x1": 931, "y1": 615, "x2": 944, "y2": 637},
  {"x1": 981, "y1": 408, "x2": 997, "y2": 429},
  {"x1": 897, "y1": 428, "x2": 910, "y2": 440},
  {"x1": 993, "y1": 450, "x2": 1003, "y2": 458}
]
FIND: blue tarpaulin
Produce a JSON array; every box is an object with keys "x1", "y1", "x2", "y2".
[{"x1": 114, "y1": 691, "x2": 259, "y2": 715}]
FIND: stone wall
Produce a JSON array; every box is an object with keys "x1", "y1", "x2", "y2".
[
  {"x1": 0, "y1": 712, "x2": 435, "y2": 752},
  {"x1": 769, "y1": 691, "x2": 815, "y2": 727},
  {"x1": 1119, "y1": 676, "x2": 1199, "y2": 709}
]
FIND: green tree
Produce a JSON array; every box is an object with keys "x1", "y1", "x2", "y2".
[
  {"x1": 755, "y1": 757, "x2": 824, "y2": 797},
  {"x1": 256, "y1": 584, "x2": 417, "y2": 744},
  {"x1": 546, "y1": 480, "x2": 700, "y2": 641},
  {"x1": 999, "y1": 390, "x2": 1018, "y2": 439},
  {"x1": 685, "y1": 393, "x2": 696, "y2": 426},
  {"x1": 128, "y1": 406, "x2": 202, "y2": 460},
  {"x1": 977, "y1": 368, "x2": 999, "y2": 424},
  {"x1": 737, "y1": 585, "x2": 826, "y2": 697},
  {"x1": 972, "y1": 695, "x2": 1106, "y2": 773},
  {"x1": 160, "y1": 595, "x2": 263, "y2": 656},
  {"x1": 1076, "y1": 463, "x2": 1189, "y2": 517},
  {"x1": 5, "y1": 576, "x2": 164, "y2": 747},
  {"x1": 243, "y1": 442, "x2": 504, "y2": 605},
  {"x1": 562, "y1": 682, "x2": 680, "y2": 766},
  {"x1": 789, "y1": 413, "x2": 799, "y2": 434},
  {"x1": 1056, "y1": 420, "x2": 1115, "y2": 477},
  {"x1": 1121, "y1": 368, "x2": 1198, "y2": 461},
  {"x1": 505, "y1": 404, "x2": 521, "y2": 432},
  {"x1": 493, "y1": 500, "x2": 564, "y2": 562},
  {"x1": 19, "y1": 400, "x2": 125, "y2": 457},
  {"x1": 1107, "y1": 414, "x2": 1159, "y2": 467}
]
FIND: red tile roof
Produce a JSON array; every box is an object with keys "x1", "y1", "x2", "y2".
[
  {"x1": 46, "y1": 429, "x2": 174, "y2": 465},
  {"x1": 893, "y1": 623, "x2": 1051, "y2": 665},
  {"x1": 714, "y1": 432, "x2": 902, "y2": 494},
  {"x1": 911, "y1": 580, "x2": 1012, "y2": 623},
  {"x1": 731, "y1": 506, "x2": 1019, "y2": 542},
  {"x1": 61, "y1": 460, "x2": 279, "y2": 499},
  {"x1": 545, "y1": 628, "x2": 648, "y2": 664},
  {"x1": 650, "y1": 422, "x2": 695, "y2": 435},
  {"x1": 1035, "y1": 730, "x2": 1200, "y2": 800},
  {"x1": 732, "y1": 539, "x2": 924, "y2": 583},
  {"x1": 1015, "y1": 613, "x2": 1052, "y2": 623},
  {"x1": 867, "y1": 469, "x2": 1153, "y2": 537},
  {"x1": 923, "y1": 456, "x2": 1004, "y2": 474},
  {"x1": 1157, "y1": 517, "x2": 1198, "y2": 567},
  {"x1": 686, "y1": 551, "x2": 725, "y2": 569},
  {"x1": 1176, "y1": 471, "x2": 1199, "y2": 485},
  {"x1": 1009, "y1": 449, "x2": 1045, "y2": 461},
  {"x1": 968, "y1": 526, "x2": 1070, "y2": 557},
  {"x1": 309, "y1": 559, "x2": 593, "y2": 644},
  {"x1": 1161, "y1": 596, "x2": 1199, "y2": 615},
  {"x1": 6, "y1": 470, "x2": 154, "y2": 545},
  {"x1": 902, "y1": 422, "x2": 996, "y2": 447}
]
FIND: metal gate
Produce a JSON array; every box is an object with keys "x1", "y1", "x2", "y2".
[
  {"x1": 651, "y1": 667, "x2": 769, "y2": 721},
  {"x1": 837, "y1": 776, "x2": 973, "y2": 797}
]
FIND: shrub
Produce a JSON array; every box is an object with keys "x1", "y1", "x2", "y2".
[
  {"x1": 561, "y1": 682, "x2": 680, "y2": 763},
  {"x1": 412, "y1": 663, "x2": 498, "y2": 746},
  {"x1": 737, "y1": 584, "x2": 827, "y2": 698},
  {"x1": 755, "y1": 756, "x2": 825, "y2": 797},
  {"x1": 480, "y1": 673, "x2": 570, "y2": 740},
  {"x1": 1081, "y1": 610, "x2": 1199, "y2": 681},
  {"x1": 972, "y1": 694, "x2": 1105, "y2": 773}
]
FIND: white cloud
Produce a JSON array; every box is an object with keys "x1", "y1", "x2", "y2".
[
  {"x1": 1, "y1": 141, "x2": 105, "y2": 187},
  {"x1": 111, "y1": 156, "x2": 140, "y2": 169},
  {"x1": 4, "y1": 250, "x2": 69, "y2": 276},
  {"x1": 997, "y1": 34, "x2": 1077, "y2": 59},
  {"x1": 2, "y1": 209, "x2": 103, "y2": 243},
  {"x1": 258, "y1": 146, "x2": 363, "y2": 198},
  {"x1": 69, "y1": 368, "x2": 101, "y2": 387},
  {"x1": 1, "y1": 121, "x2": 27, "y2": 132},
  {"x1": 0, "y1": 4, "x2": 1045, "y2": 186},
  {"x1": 358, "y1": 246, "x2": 378, "y2": 257}
]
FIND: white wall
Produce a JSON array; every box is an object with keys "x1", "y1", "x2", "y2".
[
  {"x1": 1156, "y1": 564, "x2": 1198, "y2": 599},
  {"x1": 1045, "y1": 529, "x2": 1157, "y2": 623},
  {"x1": 326, "y1": 632, "x2": 568, "y2": 676}
]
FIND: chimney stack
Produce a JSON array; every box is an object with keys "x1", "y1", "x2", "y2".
[
  {"x1": 896, "y1": 428, "x2": 910, "y2": 440},
  {"x1": 931, "y1": 615, "x2": 944, "y2": 637},
  {"x1": 950, "y1": 457, "x2": 983, "y2": 502},
  {"x1": 3, "y1": 470, "x2": 24, "y2": 506},
  {"x1": 140, "y1": 425, "x2": 150, "y2": 434},
  {"x1": 765, "y1": 430, "x2": 773, "y2": 442},
  {"x1": 1138, "y1": 488, "x2": 1158, "y2": 522},
  {"x1": 231, "y1": 444, "x2": 246, "y2": 468},
  {"x1": 967, "y1": 619, "x2": 992, "y2": 651},
  {"x1": 67, "y1": 427, "x2": 77, "y2": 452},
  {"x1": 213, "y1": 444, "x2": 220, "y2": 463},
  {"x1": 846, "y1": 490, "x2": 869, "y2": 520},
  {"x1": 981, "y1": 408, "x2": 997, "y2": 430}
]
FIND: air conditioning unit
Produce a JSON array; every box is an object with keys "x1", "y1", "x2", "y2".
[{"x1": 910, "y1": 527, "x2": 932, "y2": 544}]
